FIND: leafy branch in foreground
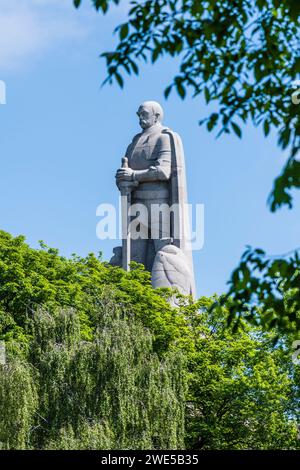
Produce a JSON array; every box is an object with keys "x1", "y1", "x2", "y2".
[{"x1": 216, "y1": 246, "x2": 300, "y2": 335}]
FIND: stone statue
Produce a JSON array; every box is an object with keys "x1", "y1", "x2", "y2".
[{"x1": 111, "y1": 101, "x2": 196, "y2": 298}]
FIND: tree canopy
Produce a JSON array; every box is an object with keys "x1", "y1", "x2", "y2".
[{"x1": 0, "y1": 231, "x2": 299, "y2": 449}]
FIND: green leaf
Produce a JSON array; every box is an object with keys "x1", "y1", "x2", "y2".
[
  {"x1": 287, "y1": 0, "x2": 300, "y2": 20},
  {"x1": 73, "y1": 0, "x2": 81, "y2": 7},
  {"x1": 292, "y1": 57, "x2": 300, "y2": 74},
  {"x1": 263, "y1": 120, "x2": 270, "y2": 137},
  {"x1": 164, "y1": 85, "x2": 173, "y2": 99},
  {"x1": 119, "y1": 23, "x2": 129, "y2": 41},
  {"x1": 152, "y1": 47, "x2": 161, "y2": 63},
  {"x1": 206, "y1": 113, "x2": 218, "y2": 132},
  {"x1": 93, "y1": 0, "x2": 109, "y2": 13},
  {"x1": 204, "y1": 86, "x2": 210, "y2": 104},
  {"x1": 114, "y1": 72, "x2": 124, "y2": 88},
  {"x1": 231, "y1": 122, "x2": 242, "y2": 138},
  {"x1": 175, "y1": 81, "x2": 186, "y2": 99},
  {"x1": 129, "y1": 60, "x2": 139, "y2": 75}
]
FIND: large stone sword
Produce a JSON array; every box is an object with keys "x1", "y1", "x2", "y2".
[{"x1": 119, "y1": 157, "x2": 138, "y2": 271}]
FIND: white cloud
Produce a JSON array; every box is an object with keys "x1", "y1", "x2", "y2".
[{"x1": 0, "y1": 0, "x2": 90, "y2": 71}]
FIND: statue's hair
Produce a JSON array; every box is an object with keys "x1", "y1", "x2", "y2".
[{"x1": 139, "y1": 101, "x2": 164, "y2": 122}]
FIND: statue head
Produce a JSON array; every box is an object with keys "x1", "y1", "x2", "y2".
[{"x1": 137, "y1": 101, "x2": 164, "y2": 130}]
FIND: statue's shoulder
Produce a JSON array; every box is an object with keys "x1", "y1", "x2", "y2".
[
  {"x1": 126, "y1": 132, "x2": 143, "y2": 155},
  {"x1": 160, "y1": 127, "x2": 174, "y2": 139},
  {"x1": 162, "y1": 127, "x2": 173, "y2": 135},
  {"x1": 162, "y1": 127, "x2": 180, "y2": 138},
  {"x1": 156, "y1": 127, "x2": 172, "y2": 144},
  {"x1": 162, "y1": 127, "x2": 182, "y2": 144},
  {"x1": 131, "y1": 131, "x2": 143, "y2": 143}
]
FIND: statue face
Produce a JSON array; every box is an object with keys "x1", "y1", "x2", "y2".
[{"x1": 137, "y1": 106, "x2": 157, "y2": 130}]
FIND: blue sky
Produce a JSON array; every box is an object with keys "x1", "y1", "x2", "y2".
[{"x1": 0, "y1": 0, "x2": 299, "y2": 296}]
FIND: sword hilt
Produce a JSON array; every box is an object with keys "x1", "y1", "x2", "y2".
[
  {"x1": 119, "y1": 157, "x2": 137, "y2": 195},
  {"x1": 121, "y1": 157, "x2": 128, "y2": 169}
]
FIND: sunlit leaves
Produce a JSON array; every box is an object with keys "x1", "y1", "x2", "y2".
[
  {"x1": 186, "y1": 298, "x2": 299, "y2": 449},
  {"x1": 0, "y1": 229, "x2": 299, "y2": 448}
]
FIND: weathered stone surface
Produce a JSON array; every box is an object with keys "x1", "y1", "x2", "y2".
[{"x1": 151, "y1": 244, "x2": 192, "y2": 296}]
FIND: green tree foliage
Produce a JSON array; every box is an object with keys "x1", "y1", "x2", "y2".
[
  {"x1": 185, "y1": 298, "x2": 299, "y2": 449},
  {"x1": 72, "y1": 0, "x2": 300, "y2": 334},
  {"x1": 0, "y1": 231, "x2": 299, "y2": 449},
  {"x1": 0, "y1": 359, "x2": 37, "y2": 449},
  {"x1": 0, "y1": 230, "x2": 190, "y2": 356},
  {"x1": 216, "y1": 247, "x2": 300, "y2": 336},
  {"x1": 1, "y1": 307, "x2": 185, "y2": 450}
]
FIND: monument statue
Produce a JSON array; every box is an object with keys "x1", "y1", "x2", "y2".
[{"x1": 111, "y1": 101, "x2": 196, "y2": 298}]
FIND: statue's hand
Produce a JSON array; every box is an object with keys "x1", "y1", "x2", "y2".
[
  {"x1": 115, "y1": 167, "x2": 139, "y2": 193},
  {"x1": 116, "y1": 167, "x2": 134, "y2": 182}
]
